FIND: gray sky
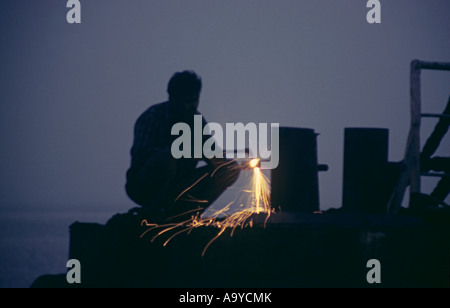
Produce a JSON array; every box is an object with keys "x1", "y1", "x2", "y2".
[{"x1": 1, "y1": 0, "x2": 449, "y2": 213}]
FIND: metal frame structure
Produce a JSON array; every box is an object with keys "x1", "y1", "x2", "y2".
[{"x1": 387, "y1": 60, "x2": 450, "y2": 214}]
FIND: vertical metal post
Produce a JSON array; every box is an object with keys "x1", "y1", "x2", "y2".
[
  {"x1": 387, "y1": 60, "x2": 422, "y2": 214},
  {"x1": 409, "y1": 60, "x2": 422, "y2": 196}
]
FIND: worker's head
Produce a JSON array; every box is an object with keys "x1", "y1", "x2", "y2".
[{"x1": 167, "y1": 71, "x2": 202, "y2": 115}]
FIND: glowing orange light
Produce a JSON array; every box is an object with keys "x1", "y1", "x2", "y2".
[{"x1": 249, "y1": 159, "x2": 260, "y2": 168}]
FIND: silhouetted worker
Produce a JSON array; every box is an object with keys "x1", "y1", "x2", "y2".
[{"x1": 125, "y1": 71, "x2": 240, "y2": 220}]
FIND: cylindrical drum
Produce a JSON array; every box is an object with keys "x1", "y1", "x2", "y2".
[
  {"x1": 271, "y1": 127, "x2": 320, "y2": 212},
  {"x1": 342, "y1": 128, "x2": 389, "y2": 213}
]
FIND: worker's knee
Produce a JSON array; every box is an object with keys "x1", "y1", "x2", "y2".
[
  {"x1": 126, "y1": 152, "x2": 179, "y2": 206},
  {"x1": 157, "y1": 153, "x2": 178, "y2": 176},
  {"x1": 142, "y1": 151, "x2": 178, "y2": 178}
]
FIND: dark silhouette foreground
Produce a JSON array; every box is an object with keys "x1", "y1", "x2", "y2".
[{"x1": 31, "y1": 209, "x2": 450, "y2": 288}]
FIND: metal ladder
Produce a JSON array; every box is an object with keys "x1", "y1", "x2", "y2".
[{"x1": 387, "y1": 60, "x2": 450, "y2": 214}]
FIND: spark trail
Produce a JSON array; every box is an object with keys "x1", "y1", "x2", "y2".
[{"x1": 140, "y1": 159, "x2": 272, "y2": 256}]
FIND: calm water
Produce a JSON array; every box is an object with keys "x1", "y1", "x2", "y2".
[{"x1": 0, "y1": 207, "x2": 119, "y2": 288}]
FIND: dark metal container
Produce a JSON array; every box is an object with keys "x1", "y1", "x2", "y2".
[
  {"x1": 271, "y1": 127, "x2": 327, "y2": 212},
  {"x1": 342, "y1": 128, "x2": 392, "y2": 213}
]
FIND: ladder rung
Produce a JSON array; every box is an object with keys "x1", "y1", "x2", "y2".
[
  {"x1": 421, "y1": 113, "x2": 450, "y2": 119},
  {"x1": 421, "y1": 172, "x2": 450, "y2": 178}
]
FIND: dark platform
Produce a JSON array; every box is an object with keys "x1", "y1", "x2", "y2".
[{"x1": 31, "y1": 209, "x2": 450, "y2": 288}]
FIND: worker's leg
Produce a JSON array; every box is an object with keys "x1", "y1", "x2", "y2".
[
  {"x1": 125, "y1": 150, "x2": 178, "y2": 211},
  {"x1": 168, "y1": 160, "x2": 241, "y2": 217},
  {"x1": 127, "y1": 156, "x2": 241, "y2": 219}
]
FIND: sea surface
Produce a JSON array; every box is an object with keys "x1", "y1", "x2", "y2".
[{"x1": 0, "y1": 206, "x2": 120, "y2": 288}]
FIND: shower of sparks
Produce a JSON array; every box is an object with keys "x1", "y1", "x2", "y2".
[{"x1": 140, "y1": 160, "x2": 273, "y2": 256}]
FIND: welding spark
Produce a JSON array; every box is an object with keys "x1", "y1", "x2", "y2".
[
  {"x1": 140, "y1": 159, "x2": 272, "y2": 256},
  {"x1": 249, "y1": 158, "x2": 260, "y2": 169}
]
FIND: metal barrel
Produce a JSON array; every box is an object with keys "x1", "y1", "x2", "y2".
[
  {"x1": 271, "y1": 127, "x2": 322, "y2": 212},
  {"x1": 342, "y1": 128, "x2": 390, "y2": 213}
]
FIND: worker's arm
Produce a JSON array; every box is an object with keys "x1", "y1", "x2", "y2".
[{"x1": 198, "y1": 116, "x2": 240, "y2": 169}]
